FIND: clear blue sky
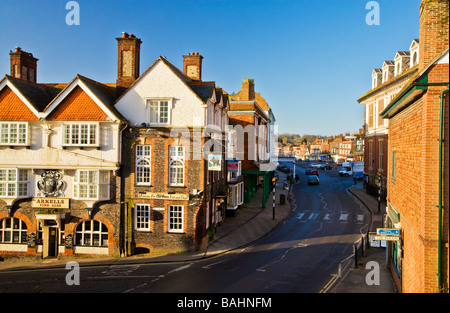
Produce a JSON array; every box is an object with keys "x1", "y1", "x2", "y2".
[{"x1": 0, "y1": 0, "x2": 420, "y2": 136}]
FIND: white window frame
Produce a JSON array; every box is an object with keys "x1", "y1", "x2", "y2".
[
  {"x1": 135, "y1": 145, "x2": 151, "y2": 185},
  {"x1": 147, "y1": 99, "x2": 172, "y2": 126},
  {"x1": 168, "y1": 205, "x2": 184, "y2": 233},
  {"x1": 73, "y1": 170, "x2": 110, "y2": 200},
  {"x1": 0, "y1": 217, "x2": 28, "y2": 244},
  {"x1": 169, "y1": 145, "x2": 185, "y2": 186},
  {"x1": 74, "y1": 220, "x2": 108, "y2": 247},
  {"x1": 62, "y1": 122, "x2": 100, "y2": 147},
  {"x1": 0, "y1": 169, "x2": 29, "y2": 198},
  {"x1": 0, "y1": 122, "x2": 29, "y2": 146},
  {"x1": 135, "y1": 204, "x2": 151, "y2": 231}
]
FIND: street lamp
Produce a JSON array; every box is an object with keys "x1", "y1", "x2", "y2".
[{"x1": 377, "y1": 172, "x2": 382, "y2": 213}]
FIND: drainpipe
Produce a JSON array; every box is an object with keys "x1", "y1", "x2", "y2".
[{"x1": 437, "y1": 84, "x2": 449, "y2": 292}]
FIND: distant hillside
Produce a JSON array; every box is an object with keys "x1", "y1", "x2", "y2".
[{"x1": 278, "y1": 133, "x2": 318, "y2": 146}]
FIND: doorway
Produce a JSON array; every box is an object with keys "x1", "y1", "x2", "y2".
[{"x1": 48, "y1": 227, "x2": 58, "y2": 257}]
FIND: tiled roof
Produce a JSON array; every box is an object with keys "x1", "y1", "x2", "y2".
[
  {"x1": 46, "y1": 85, "x2": 109, "y2": 121},
  {"x1": 0, "y1": 85, "x2": 39, "y2": 120},
  {"x1": 2, "y1": 75, "x2": 62, "y2": 112}
]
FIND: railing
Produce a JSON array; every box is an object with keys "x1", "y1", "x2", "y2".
[{"x1": 353, "y1": 233, "x2": 370, "y2": 268}]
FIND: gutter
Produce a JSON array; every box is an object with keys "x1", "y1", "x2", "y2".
[{"x1": 438, "y1": 84, "x2": 449, "y2": 292}]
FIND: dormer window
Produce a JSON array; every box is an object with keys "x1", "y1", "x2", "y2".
[
  {"x1": 409, "y1": 39, "x2": 419, "y2": 68},
  {"x1": 411, "y1": 51, "x2": 418, "y2": 67}
]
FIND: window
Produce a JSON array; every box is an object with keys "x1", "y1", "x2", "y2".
[
  {"x1": 148, "y1": 100, "x2": 170, "y2": 125},
  {"x1": 0, "y1": 218, "x2": 27, "y2": 244},
  {"x1": 392, "y1": 151, "x2": 397, "y2": 182},
  {"x1": 136, "y1": 145, "x2": 151, "y2": 185},
  {"x1": 74, "y1": 170, "x2": 109, "y2": 200},
  {"x1": 168, "y1": 205, "x2": 184, "y2": 233},
  {"x1": 369, "y1": 141, "x2": 374, "y2": 170},
  {"x1": 368, "y1": 103, "x2": 374, "y2": 128},
  {"x1": 62, "y1": 123, "x2": 99, "y2": 146},
  {"x1": 377, "y1": 99, "x2": 385, "y2": 127},
  {"x1": 0, "y1": 122, "x2": 28, "y2": 145},
  {"x1": 135, "y1": 204, "x2": 151, "y2": 231},
  {"x1": 0, "y1": 169, "x2": 28, "y2": 198},
  {"x1": 169, "y1": 146, "x2": 185, "y2": 186},
  {"x1": 75, "y1": 220, "x2": 108, "y2": 247},
  {"x1": 378, "y1": 140, "x2": 384, "y2": 171}
]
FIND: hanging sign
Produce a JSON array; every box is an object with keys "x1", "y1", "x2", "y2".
[{"x1": 208, "y1": 154, "x2": 222, "y2": 171}]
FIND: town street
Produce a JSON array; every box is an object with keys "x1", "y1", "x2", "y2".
[{"x1": 0, "y1": 162, "x2": 369, "y2": 293}]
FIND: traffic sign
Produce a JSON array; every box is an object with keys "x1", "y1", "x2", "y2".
[
  {"x1": 374, "y1": 235, "x2": 400, "y2": 241},
  {"x1": 376, "y1": 228, "x2": 400, "y2": 236}
]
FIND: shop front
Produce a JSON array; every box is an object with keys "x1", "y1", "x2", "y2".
[{"x1": 385, "y1": 202, "x2": 402, "y2": 292}]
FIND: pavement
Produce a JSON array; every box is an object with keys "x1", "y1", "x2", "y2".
[{"x1": 0, "y1": 170, "x2": 397, "y2": 293}]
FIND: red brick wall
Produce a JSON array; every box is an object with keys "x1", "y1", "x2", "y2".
[{"x1": 388, "y1": 62, "x2": 449, "y2": 292}]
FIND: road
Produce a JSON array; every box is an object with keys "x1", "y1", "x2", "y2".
[{"x1": 0, "y1": 162, "x2": 369, "y2": 294}]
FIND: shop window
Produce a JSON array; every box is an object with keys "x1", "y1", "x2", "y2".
[
  {"x1": 0, "y1": 217, "x2": 27, "y2": 244},
  {"x1": 74, "y1": 220, "x2": 108, "y2": 247}
]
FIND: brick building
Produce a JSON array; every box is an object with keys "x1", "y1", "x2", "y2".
[
  {"x1": 0, "y1": 48, "x2": 124, "y2": 257},
  {"x1": 228, "y1": 79, "x2": 277, "y2": 208},
  {"x1": 114, "y1": 34, "x2": 229, "y2": 254},
  {"x1": 380, "y1": 0, "x2": 449, "y2": 292}
]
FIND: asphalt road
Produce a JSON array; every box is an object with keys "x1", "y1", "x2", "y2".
[{"x1": 0, "y1": 162, "x2": 369, "y2": 294}]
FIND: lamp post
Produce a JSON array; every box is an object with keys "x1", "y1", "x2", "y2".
[{"x1": 377, "y1": 172, "x2": 382, "y2": 213}]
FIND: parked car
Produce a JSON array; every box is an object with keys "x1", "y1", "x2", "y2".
[
  {"x1": 353, "y1": 171, "x2": 363, "y2": 181},
  {"x1": 305, "y1": 169, "x2": 311, "y2": 175},
  {"x1": 307, "y1": 175, "x2": 320, "y2": 185},
  {"x1": 310, "y1": 163, "x2": 320, "y2": 168},
  {"x1": 310, "y1": 169, "x2": 319, "y2": 177}
]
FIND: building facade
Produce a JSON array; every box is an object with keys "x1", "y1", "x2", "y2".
[
  {"x1": 358, "y1": 40, "x2": 419, "y2": 199},
  {"x1": 228, "y1": 79, "x2": 277, "y2": 208},
  {"x1": 0, "y1": 48, "x2": 124, "y2": 257},
  {"x1": 114, "y1": 35, "x2": 229, "y2": 254},
  {"x1": 381, "y1": 0, "x2": 449, "y2": 293}
]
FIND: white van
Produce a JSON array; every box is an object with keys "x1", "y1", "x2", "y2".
[{"x1": 339, "y1": 161, "x2": 364, "y2": 177}]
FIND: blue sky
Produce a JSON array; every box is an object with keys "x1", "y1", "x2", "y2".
[{"x1": 0, "y1": 0, "x2": 420, "y2": 136}]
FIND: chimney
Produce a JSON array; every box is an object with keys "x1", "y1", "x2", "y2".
[
  {"x1": 419, "y1": 0, "x2": 449, "y2": 71},
  {"x1": 182, "y1": 52, "x2": 203, "y2": 81},
  {"x1": 116, "y1": 32, "x2": 142, "y2": 97},
  {"x1": 9, "y1": 47, "x2": 38, "y2": 83},
  {"x1": 241, "y1": 78, "x2": 255, "y2": 100}
]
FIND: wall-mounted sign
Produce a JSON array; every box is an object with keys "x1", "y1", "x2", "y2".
[
  {"x1": 32, "y1": 198, "x2": 70, "y2": 209},
  {"x1": 227, "y1": 161, "x2": 239, "y2": 173},
  {"x1": 208, "y1": 154, "x2": 222, "y2": 171},
  {"x1": 138, "y1": 192, "x2": 189, "y2": 201}
]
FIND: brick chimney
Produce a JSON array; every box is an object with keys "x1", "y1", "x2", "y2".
[
  {"x1": 116, "y1": 32, "x2": 142, "y2": 97},
  {"x1": 419, "y1": 0, "x2": 449, "y2": 71},
  {"x1": 9, "y1": 47, "x2": 38, "y2": 83},
  {"x1": 241, "y1": 78, "x2": 255, "y2": 100},
  {"x1": 183, "y1": 52, "x2": 203, "y2": 81}
]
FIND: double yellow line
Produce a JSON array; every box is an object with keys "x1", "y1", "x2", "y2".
[{"x1": 319, "y1": 274, "x2": 340, "y2": 293}]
